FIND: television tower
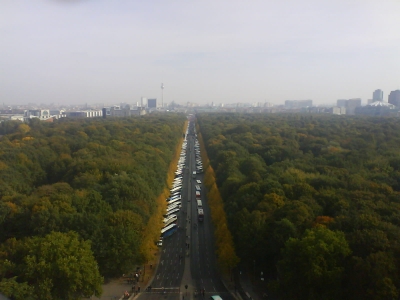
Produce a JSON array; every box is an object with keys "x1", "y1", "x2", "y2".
[{"x1": 161, "y1": 83, "x2": 164, "y2": 108}]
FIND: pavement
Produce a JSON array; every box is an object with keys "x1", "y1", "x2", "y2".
[
  {"x1": 92, "y1": 249, "x2": 267, "y2": 300},
  {"x1": 88, "y1": 250, "x2": 161, "y2": 300}
]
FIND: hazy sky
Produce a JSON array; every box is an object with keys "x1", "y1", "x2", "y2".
[{"x1": 1, "y1": 0, "x2": 400, "y2": 106}]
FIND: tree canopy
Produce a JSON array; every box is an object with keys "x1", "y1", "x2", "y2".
[
  {"x1": 0, "y1": 114, "x2": 186, "y2": 298},
  {"x1": 197, "y1": 113, "x2": 400, "y2": 299}
]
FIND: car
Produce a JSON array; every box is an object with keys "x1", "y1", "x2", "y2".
[
  {"x1": 210, "y1": 296, "x2": 223, "y2": 300},
  {"x1": 196, "y1": 180, "x2": 202, "y2": 184},
  {"x1": 156, "y1": 239, "x2": 163, "y2": 247}
]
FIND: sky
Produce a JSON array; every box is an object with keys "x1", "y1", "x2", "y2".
[{"x1": 1, "y1": 0, "x2": 400, "y2": 106}]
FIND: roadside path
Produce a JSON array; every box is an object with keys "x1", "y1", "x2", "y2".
[{"x1": 90, "y1": 252, "x2": 160, "y2": 300}]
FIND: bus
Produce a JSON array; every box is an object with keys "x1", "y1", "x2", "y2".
[
  {"x1": 197, "y1": 200, "x2": 202, "y2": 207},
  {"x1": 163, "y1": 214, "x2": 177, "y2": 224},
  {"x1": 170, "y1": 186, "x2": 182, "y2": 193},
  {"x1": 168, "y1": 193, "x2": 181, "y2": 201},
  {"x1": 163, "y1": 216, "x2": 178, "y2": 227},
  {"x1": 164, "y1": 208, "x2": 180, "y2": 217},
  {"x1": 168, "y1": 198, "x2": 181, "y2": 205},
  {"x1": 198, "y1": 208, "x2": 204, "y2": 222},
  {"x1": 167, "y1": 202, "x2": 181, "y2": 212},
  {"x1": 160, "y1": 224, "x2": 177, "y2": 238}
]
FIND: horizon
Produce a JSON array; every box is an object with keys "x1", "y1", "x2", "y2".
[{"x1": 1, "y1": 1, "x2": 399, "y2": 106}]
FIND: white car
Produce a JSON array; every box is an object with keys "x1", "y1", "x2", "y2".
[{"x1": 196, "y1": 180, "x2": 202, "y2": 184}]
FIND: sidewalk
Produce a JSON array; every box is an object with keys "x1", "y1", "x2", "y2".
[{"x1": 91, "y1": 251, "x2": 161, "y2": 300}]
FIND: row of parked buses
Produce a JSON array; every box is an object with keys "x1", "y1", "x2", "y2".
[
  {"x1": 193, "y1": 127, "x2": 204, "y2": 222},
  {"x1": 158, "y1": 124, "x2": 190, "y2": 246}
]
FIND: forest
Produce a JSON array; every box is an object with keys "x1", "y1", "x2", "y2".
[
  {"x1": 0, "y1": 114, "x2": 186, "y2": 300},
  {"x1": 197, "y1": 113, "x2": 400, "y2": 300}
]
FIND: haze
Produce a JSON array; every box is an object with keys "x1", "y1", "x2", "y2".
[{"x1": 1, "y1": 0, "x2": 400, "y2": 106}]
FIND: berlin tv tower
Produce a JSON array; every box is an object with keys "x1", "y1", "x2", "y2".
[{"x1": 161, "y1": 83, "x2": 164, "y2": 108}]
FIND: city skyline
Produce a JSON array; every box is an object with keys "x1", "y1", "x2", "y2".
[{"x1": 1, "y1": 0, "x2": 400, "y2": 106}]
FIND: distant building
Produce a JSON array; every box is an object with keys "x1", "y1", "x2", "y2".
[
  {"x1": 148, "y1": 99, "x2": 157, "y2": 108},
  {"x1": 65, "y1": 110, "x2": 103, "y2": 118},
  {"x1": 140, "y1": 97, "x2": 147, "y2": 108},
  {"x1": 104, "y1": 105, "x2": 146, "y2": 117},
  {"x1": 24, "y1": 109, "x2": 50, "y2": 119},
  {"x1": 373, "y1": 89, "x2": 384, "y2": 102},
  {"x1": 285, "y1": 100, "x2": 313, "y2": 109},
  {"x1": 355, "y1": 101, "x2": 397, "y2": 116},
  {"x1": 336, "y1": 99, "x2": 362, "y2": 115},
  {"x1": 337, "y1": 99, "x2": 348, "y2": 107},
  {"x1": 347, "y1": 98, "x2": 362, "y2": 115},
  {"x1": 330, "y1": 107, "x2": 346, "y2": 115},
  {"x1": 388, "y1": 90, "x2": 400, "y2": 107}
]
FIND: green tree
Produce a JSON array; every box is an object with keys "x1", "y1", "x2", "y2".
[
  {"x1": 276, "y1": 226, "x2": 351, "y2": 300},
  {"x1": 0, "y1": 231, "x2": 103, "y2": 300}
]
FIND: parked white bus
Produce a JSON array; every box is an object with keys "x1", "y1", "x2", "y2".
[
  {"x1": 163, "y1": 216, "x2": 178, "y2": 227},
  {"x1": 167, "y1": 202, "x2": 182, "y2": 212},
  {"x1": 170, "y1": 186, "x2": 182, "y2": 193},
  {"x1": 168, "y1": 198, "x2": 182, "y2": 205},
  {"x1": 163, "y1": 214, "x2": 177, "y2": 223},
  {"x1": 165, "y1": 208, "x2": 180, "y2": 217}
]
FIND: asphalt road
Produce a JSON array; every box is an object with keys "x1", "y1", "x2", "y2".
[{"x1": 138, "y1": 123, "x2": 233, "y2": 300}]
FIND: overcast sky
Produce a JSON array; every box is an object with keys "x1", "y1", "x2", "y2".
[{"x1": 1, "y1": 0, "x2": 400, "y2": 106}]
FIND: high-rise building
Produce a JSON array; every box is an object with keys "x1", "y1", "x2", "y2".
[
  {"x1": 140, "y1": 97, "x2": 147, "y2": 107},
  {"x1": 388, "y1": 90, "x2": 400, "y2": 107},
  {"x1": 148, "y1": 98, "x2": 157, "y2": 108},
  {"x1": 373, "y1": 89, "x2": 384, "y2": 102},
  {"x1": 337, "y1": 99, "x2": 347, "y2": 107}
]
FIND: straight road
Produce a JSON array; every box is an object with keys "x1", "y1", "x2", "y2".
[{"x1": 138, "y1": 121, "x2": 233, "y2": 300}]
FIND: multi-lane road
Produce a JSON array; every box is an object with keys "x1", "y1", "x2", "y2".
[{"x1": 138, "y1": 122, "x2": 233, "y2": 300}]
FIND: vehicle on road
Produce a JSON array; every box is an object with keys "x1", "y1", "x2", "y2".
[
  {"x1": 170, "y1": 186, "x2": 182, "y2": 193},
  {"x1": 192, "y1": 171, "x2": 196, "y2": 178},
  {"x1": 196, "y1": 191, "x2": 201, "y2": 200},
  {"x1": 197, "y1": 200, "x2": 202, "y2": 207},
  {"x1": 198, "y1": 208, "x2": 204, "y2": 222},
  {"x1": 164, "y1": 208, "x2": 180, "y2": 217},
  {"x1": 168, "y1": 197, "x2": 182, "y2": 205},
  {"x1": 163, "y1": 215, "x2": 177, "y2": 224},
  {"x1": 210, "y1": 296, "x2": 223, "y2": 300},
  {"x1": 163, "y1": 218, "x2": 177, "y2": 227},
  {"x1": 167, "y1": 202, "x2": 181, "y2": 212},
  {"x1": 160, "y1": 223, "x2": 177, "y2": 238}
]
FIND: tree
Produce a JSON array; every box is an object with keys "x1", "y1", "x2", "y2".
[
  {"x1": 276, "y1": 226, "x2": 351, "y2": 300},
  {"x1": 0, "y1": 231, "x2": 103, "y2": 300}
]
